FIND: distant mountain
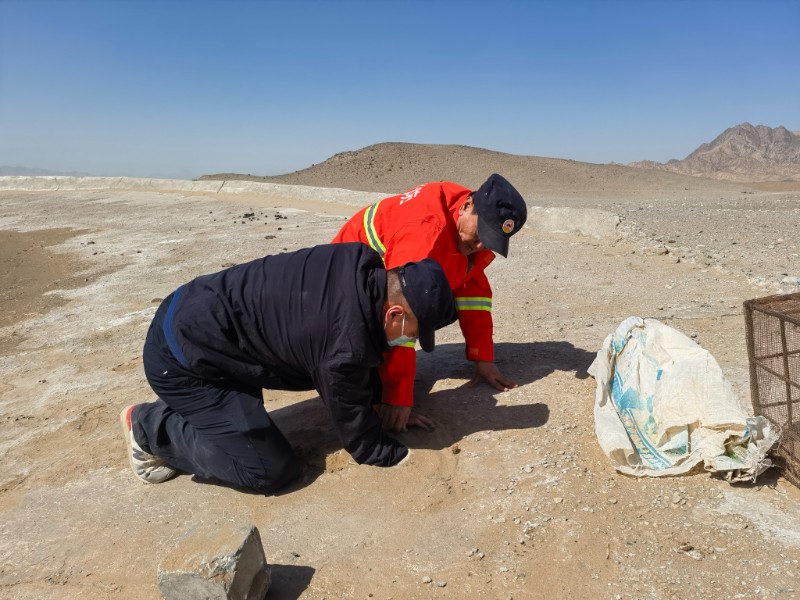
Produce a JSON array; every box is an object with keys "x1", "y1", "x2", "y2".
[
  {"x1": 200, "y1": 142, "x2": 746, "y2": 197},
  {"x1": 0, "y1": 166, "x2": 93, "y2": 177},
  {"x1": 630, "y1": 123, "x2": 800, "y2": 182}
]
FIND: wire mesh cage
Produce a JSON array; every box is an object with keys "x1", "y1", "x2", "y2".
[{"x1": 744, "y1": 292, "x2": 800, "y2": 488}]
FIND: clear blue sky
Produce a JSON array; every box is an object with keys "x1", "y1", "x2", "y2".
[{"x1": 1, "y1": 0, "x2": 798, "y2": 178}]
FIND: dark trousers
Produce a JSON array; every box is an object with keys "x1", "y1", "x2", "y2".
[{"x1": 134, "y1": 295, "x2": 300, "y2": 493}]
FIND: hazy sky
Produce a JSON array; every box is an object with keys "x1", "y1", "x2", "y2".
[{"x1": 1, "y1": 0, "x2": 798, "y2": 179}]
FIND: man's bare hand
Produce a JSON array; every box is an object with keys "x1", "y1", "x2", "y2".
[
  {"x1": 374, "y1": 404, "x2": 435, "y2": 432},
  {"x1": 406, "y1": 411, "x2": 435, "y2": 431},
  {"x1": 470, "y1": 360, "x2": 518, "y2": 392}
]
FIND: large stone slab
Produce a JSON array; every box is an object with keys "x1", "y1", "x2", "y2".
[
  {"x1": 528, "y1": 206, "x2": 621, "y2": 240},
  {"x1": 0, "y1": 175, "x2": 384, "y2": 207},
  {"x1": 157, "y1": 522, "x2": 270, "y2": 600}
]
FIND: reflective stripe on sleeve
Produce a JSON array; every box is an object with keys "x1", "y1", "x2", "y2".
[
  {"x1": 363, "y1": 200, "x2": 386, "y2": 258},
  {"x1": 455, "y1": 297, "x2": 492, "y2": 312}
]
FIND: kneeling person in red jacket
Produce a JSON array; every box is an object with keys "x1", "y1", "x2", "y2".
[
  {"x1": 119, "y1": 242, "x2": 455, "y2": 492},
  {"x1": 332, "y1": 173, "x2": 527, "y2": 432}
]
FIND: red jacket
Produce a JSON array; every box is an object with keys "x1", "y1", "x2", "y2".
[{"x1": 332, "y1": 182, "x2": 495, "y2": 407}]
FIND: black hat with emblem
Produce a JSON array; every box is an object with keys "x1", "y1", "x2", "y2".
[{"x1": 472, "y1": 173, "x2": 527, "y2": 258}]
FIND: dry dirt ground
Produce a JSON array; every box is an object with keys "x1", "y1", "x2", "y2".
[{"x1": 1, "y1": 170, "x2": 800, "y2": 600}]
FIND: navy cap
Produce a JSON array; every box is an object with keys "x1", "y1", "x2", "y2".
[
  {"x1": 472, "y1": 173, "x2": 527, "y2": 258},
  {"x1": 397, "y1": 258, "x2": 456, "y2": 352}
]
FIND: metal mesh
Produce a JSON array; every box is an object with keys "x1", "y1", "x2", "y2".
[{"x1": 744, "y1": 292, "x2": 800, "y2": 488}]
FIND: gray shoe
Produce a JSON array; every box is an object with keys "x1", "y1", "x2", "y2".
[{"x1": 119, "y1": 405, "x2": 177, "y2": 484}]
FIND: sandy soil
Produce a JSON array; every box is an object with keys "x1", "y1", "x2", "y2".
[{"x1": 1, "y1": 168, "x2": 799, "y2": 600}]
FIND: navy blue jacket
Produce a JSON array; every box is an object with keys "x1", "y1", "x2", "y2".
[{"x1": 166, "y1": 242, "x2": 407, "y2": 466}]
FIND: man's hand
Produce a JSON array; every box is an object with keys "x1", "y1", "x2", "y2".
[
  {"x1": 375, "y1": 404, "x2": 435, "y2": 432},
  {"x1": 470, "y1": 360, "x2": 518, "y2": 392}
]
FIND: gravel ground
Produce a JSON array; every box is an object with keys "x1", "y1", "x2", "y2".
[{"x1": 0, "y1": 170, "x2": 799, "y2": 600}]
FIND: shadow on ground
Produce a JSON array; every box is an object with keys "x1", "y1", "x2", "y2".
[
  {"x1": 414, "y1": 340, "x2": 596, "y2": 391},
  {"x1": 402, "y1": 340, "x2": 596, "y2": 450},
  {"x1": 266, "y1": 564, "x2": 315, "y2": 600},
  {"x1": 263, "y1": 340, "x2": 596, "y2": 491}
]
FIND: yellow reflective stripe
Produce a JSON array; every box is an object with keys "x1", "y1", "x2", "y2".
[
  {"x1": 363, "y1": 200, "x2": 386, "y2": 257},
  {"x1": 456, "y1": 297, "x2": 492, "y2": 311},
  {"x1": 398, "y1": 340, "x2": 417, "y2": 348}
]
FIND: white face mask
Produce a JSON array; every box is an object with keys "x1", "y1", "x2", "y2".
[{"x1": 386, "y1": 314, "x2": 417, "y2": 347}]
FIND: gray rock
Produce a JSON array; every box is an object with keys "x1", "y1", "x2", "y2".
[{"x1": 157, "y1": 522, "x2": 271, "y2": 600}]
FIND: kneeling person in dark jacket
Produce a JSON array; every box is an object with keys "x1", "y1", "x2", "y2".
[{"x1": 119, "y1": 242, "x2": 455, "y2": 493}]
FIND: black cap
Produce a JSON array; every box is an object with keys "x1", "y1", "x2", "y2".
[
  {"x1": 472, "y1": 173, "x2": 527, "y2": 258},
  {"x1": 397, "y1": 258, "x2": 456, "y2": 352}
]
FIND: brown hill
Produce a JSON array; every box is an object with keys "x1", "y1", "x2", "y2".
[
  {"x1": 200, "y1": 142, "x2": 745, "y2": 197},
  {"x1": 630, "y1": 123, "x2": 800, "y2": 182}
]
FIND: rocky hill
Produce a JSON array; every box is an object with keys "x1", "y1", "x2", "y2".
[
  {"x1": 630, "y1": 123, "x2": 800, "y2": 182},
  {"x1": 200, "y1": 142, "x2": 744, "y2": 197}
]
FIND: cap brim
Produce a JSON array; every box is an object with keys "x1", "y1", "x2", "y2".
[
  {"x1": 477, "y1": 217, "x2": 509, "y2": 257},
  {"x1": 419, "y1": 326, "x2": 435, "y2": 353}
]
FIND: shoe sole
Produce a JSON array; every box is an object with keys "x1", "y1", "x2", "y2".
[
  {"x1": 119, "y1": 405, "x2": 147, "y2": 483},
  {"x1": 119, "y1": 405, "x2": 176, "y2": 484}
]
